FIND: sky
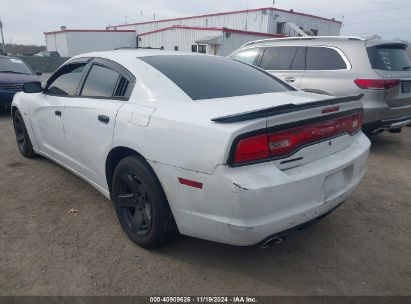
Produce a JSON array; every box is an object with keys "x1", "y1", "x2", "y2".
[{"x1": 1, "y1": 0, "x2": 411, "y2": 45}]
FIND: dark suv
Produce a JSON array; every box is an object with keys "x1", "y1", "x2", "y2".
[{"x1": 0, "y1": 55, "x2": 41, "y2": 109}]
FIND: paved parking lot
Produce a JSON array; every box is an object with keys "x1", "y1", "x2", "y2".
[{"x1": 0, "y1": 108, "x2": 410, "y2": 296}]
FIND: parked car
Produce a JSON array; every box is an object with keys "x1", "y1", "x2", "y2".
[
  {"x1": 34, "y1": 51, "x2": 61, "y2": 58},
  {"x1": 229, "y1": 37, "x2": 411, "y2": 134},
  {"x1": 12, "y1": 50, "x2": 370, "y2": 248},
  {"x1": 0, "y1": 55, "x2": 41, "y2": 109}
]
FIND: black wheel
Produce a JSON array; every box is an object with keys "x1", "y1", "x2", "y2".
[
  {"x1": 112, "y1": 156, "x2": 176, "y2": 248},
  {"x1": 13, "y1": 109, "x2": 36, "y2": 158}
]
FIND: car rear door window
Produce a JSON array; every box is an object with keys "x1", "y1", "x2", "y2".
[
  {"x1": 259, "y1": 46, "x2": 302, "y2": 70},
  {"x1": 367, "y1": 45, "x2": 411, "y2": 71},
  {"x1": 230, "y1": 48, "x2": 261, "y2": 65},
  {"x1": 46, "y1": 63, "x2": 87, "y2": 96},
  {"x1": 306, "y1": 47, "x2": 347, "y2": 70},
  {"x1": 81, "y1": 64, "x2": 120, "y2": 98}
]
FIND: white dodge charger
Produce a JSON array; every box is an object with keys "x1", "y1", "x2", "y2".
[{"x1": 11, "y1": 50, "x2": 370, "y2": 248}]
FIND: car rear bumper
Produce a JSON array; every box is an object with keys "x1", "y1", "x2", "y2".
[
  {"x1": 363, "y1": 114, "x2": 411, "y2": 133},
  {"x1": 363, "y1": 101, "x2": 411, "y2": 132},
  {"x1": 150, "y1": 133, "x2": 371, "y2": 246}
]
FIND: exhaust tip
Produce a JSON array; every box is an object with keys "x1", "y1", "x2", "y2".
[
  {"x1": 389, "y1": 128, "x2": 402, "y2": 134},
  {"x1": 260, "y1": 235, "x2": 285, "y2": 249},
  {"x1": 371, "y1": 128, "x2": 385, "y2": 135}
]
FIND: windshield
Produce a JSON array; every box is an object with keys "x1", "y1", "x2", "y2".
[
  {"x1": 140, "y1": 55, "x2": 292, "y2": 100},
  {"x1": 367, "y1": 45, "x2": 411, "y2": 71},
  {"x1": 0, "y1": 57, "x2": 34, "y2": 74}
]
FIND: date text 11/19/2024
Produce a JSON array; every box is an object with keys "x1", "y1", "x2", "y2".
[{"x1": 149, "y1": 296, "x2": 258, "y2": 303}]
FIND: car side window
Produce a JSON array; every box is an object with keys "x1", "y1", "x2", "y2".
[
  {"x1": 291, "y1": 47, "x2": 306, "y2": 70},
  {"x1": 259, "y1": 47, "x2": 301, "y2": 70},
  {"x1": 230, "y1": 48, "x2": 261, "y2": 65},
  {"x1": 306, "y1": 47, "x2": 347, "y2": 70},
  {"x1": 46, "y1": 63, "x2": 87, "y2": 96},
  {"x1": 80, "y1": 64, "x2": 121, "y2": 98},
  {"x1": 113, "y1": 76, "x2": 130, "y2": 98}
]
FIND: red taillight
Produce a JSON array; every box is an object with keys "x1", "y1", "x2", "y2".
[
  {"x1": 268, "y1": 113, "x2": 362, "y2": 158},
  {"x1": 355, "y1": 79, "x2": 400, "y2": 90},
  {"x1": 234, "y1": 134, "x2": 270, "y2": 163},
  {"x1": 232, "y1": 112, "x2": 362, "y2": 165}
]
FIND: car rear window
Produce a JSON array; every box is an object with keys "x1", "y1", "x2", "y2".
[
  {"x1": 140, "y1": 55, "x2": 292, "y2": 100},
  {"x1": 367, "y1": 45, "x2": 411, "y2": 71}
]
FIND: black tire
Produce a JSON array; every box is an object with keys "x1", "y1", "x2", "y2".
[
  {"x1": 12, "y1": 109, "x2": 36, "y2": 158},
  {"x1": 112, "y1": 155, "x2": 176, "y2": 248}
]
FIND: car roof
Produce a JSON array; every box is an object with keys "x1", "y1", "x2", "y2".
[
  {"x1": 72, "y1": 49, "x2": 205, "y2": 61},
  {"x1": 241, "y1": 36, "x2": 363, "y2": 47},
  {"x1": 239, "y1": 36, "x2": 409, "y2": 50}
]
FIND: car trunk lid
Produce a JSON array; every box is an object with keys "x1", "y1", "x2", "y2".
[{"x1": 205, "y1": 91, "x2": 363, "y2": 170}]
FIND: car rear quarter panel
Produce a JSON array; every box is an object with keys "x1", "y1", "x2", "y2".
[{"x1": 112, "y1": 102, "x2": 267, "y2": 175}]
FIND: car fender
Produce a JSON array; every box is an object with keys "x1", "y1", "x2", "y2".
[
  {"x1": 12, "y1": 92, "x2": 30, "y2": 115},
  {"x1": 11, "y1": 92, "x2": 40, "y2": 149}
]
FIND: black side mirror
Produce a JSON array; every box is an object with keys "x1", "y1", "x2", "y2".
[
  {"x1": 35, "y1": 70, "x2": 43, "y2": 76},
  {"x1": 22, "y1": 82, "x2": 43, "y2": 93}
]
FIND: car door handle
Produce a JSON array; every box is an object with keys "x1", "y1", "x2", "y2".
[
  {"x1": 98, "y1": 115, "x2": 110, "y2": 124},
  {"x1": 284, "y1": 77, "x2": 296, "y2": 83},
  {"x1": 55, "y1": 110, "x2": 62, "y2": 117}
]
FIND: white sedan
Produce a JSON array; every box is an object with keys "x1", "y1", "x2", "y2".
[{"x1": 11, "y1": 50, "x2": 370, "y2": 248}]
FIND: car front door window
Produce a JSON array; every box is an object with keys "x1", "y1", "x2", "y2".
[
  {"x1": 259, "y1": 47, "x2": 300, "y2": 70},
  {"x1": 46, "y1": 63, "x2": 87, "y2": 96}
]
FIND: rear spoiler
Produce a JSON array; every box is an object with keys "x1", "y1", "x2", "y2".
[{"x1": 211, "y1": 94, "x2": 364, "y2": 124}]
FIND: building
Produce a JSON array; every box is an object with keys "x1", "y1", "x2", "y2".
[
  {"x1": 45, "y1": 28, "x2": 136, "y2": 57},
  {"x1": 108, "y1": 7, "x2": 342, "y2": 37},
  {"x1": 107, "y1": 7, "x2": 342, "y2": 56},
  {"x1": 44, "y1": 7, "x2": 342, "y2": 57},
  {"x1": 138, "y1": 26, "x2": 284, "y2": 56}
]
